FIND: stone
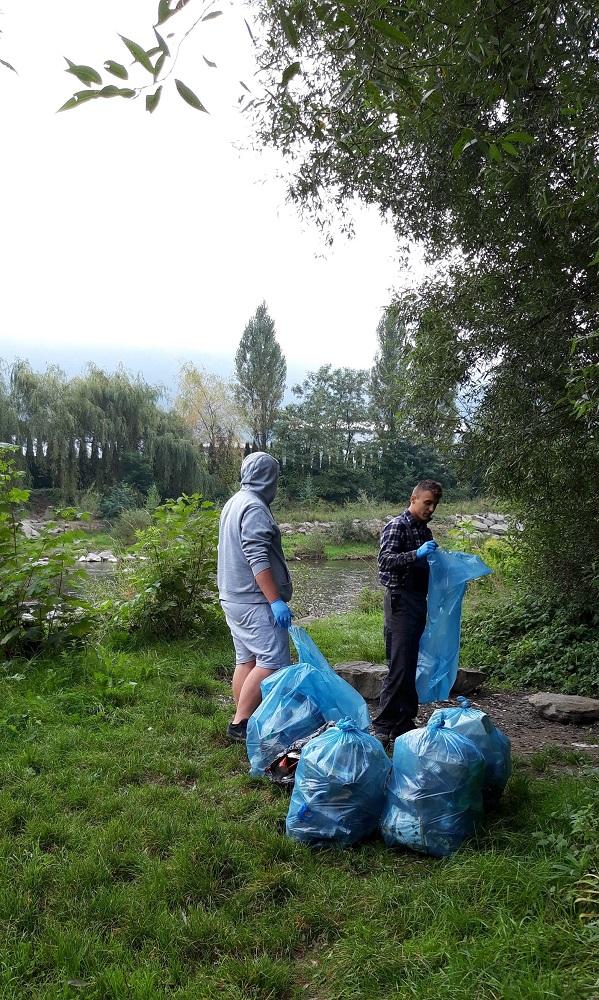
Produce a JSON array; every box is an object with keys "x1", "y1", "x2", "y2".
[
  {"x1": 333, "y1": 661, "x2": 387, "y2": 701},
  {"x1": 20, "y1": 519, "x2": 40, "y2": 539},
  {"x1": 528, "y1": 692, "x2": 599, "y2": 724},
  {"x1": 450, "y1": 668, "x2": 486, "y2": 695},
  {"x1": 98, "y1": 550, "x2": 118, "y2": 562},
  {"x1": 84, "y1": 552, "x2": 102, "y2": 562},
  {"x1": 488, "y1": 523, "x2": 509, "y2": 536}
]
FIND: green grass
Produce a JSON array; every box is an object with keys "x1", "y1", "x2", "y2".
[{"x1": 0, "y1": 625, "x2": 596, "y2": 998}]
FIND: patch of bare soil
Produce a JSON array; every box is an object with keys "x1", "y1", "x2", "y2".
[{"x1": 417, "y1": 690, "x2": 599, "y2": 756}]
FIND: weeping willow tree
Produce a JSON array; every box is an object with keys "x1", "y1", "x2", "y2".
[{"x1": 0, "y1": 360, "x2": 208, "y2": 501}]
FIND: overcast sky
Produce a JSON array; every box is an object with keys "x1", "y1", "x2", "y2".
[{"x1": 0, "y1": 1, "x2": 422, "y2": 378}]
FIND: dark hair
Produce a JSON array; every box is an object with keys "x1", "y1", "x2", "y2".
[{"x1": 413, "y1": 479, "x2": 443, "y2": 499}]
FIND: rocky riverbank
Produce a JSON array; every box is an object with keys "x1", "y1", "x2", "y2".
[{"x1": 278, "y1": 511, "x2": 514, "y2": 540}]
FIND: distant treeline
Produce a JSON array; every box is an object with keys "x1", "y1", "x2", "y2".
[{"x1": 1, "y1": 302, "x2": 469, "y2": 509}]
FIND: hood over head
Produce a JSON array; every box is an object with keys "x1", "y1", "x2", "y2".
[{"x1": 240, "y1": 452, "x2": 280, "y2": 505}]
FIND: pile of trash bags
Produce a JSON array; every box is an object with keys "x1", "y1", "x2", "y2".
[{"x1": 246, "y1": 626, "x2": 511, "y2": 856}]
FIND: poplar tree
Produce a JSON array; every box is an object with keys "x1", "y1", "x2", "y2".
[{"x1": 235, "y1": 302, "x2": 286, "y2": 451}]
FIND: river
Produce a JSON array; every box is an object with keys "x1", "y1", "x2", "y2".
[{"x1": 83, "y1": 558, "x2": 379, "y2": 619}]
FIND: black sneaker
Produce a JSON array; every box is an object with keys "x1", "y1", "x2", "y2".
[{"x1": 226, "y1": 719, "x2": 248, "y2": 743}]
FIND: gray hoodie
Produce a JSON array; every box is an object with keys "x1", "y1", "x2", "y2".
[{"x1": 217, "y1": 452, "x2": 293, "y2": 605}]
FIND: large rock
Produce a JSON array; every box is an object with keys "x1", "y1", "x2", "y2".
[
  {"x1": 334, "y1": 662, "x2": 486, "y2": 700},
  {"x1": 334, "y1": 661, "x2": 387, "y2": 701},
  {"x1": 450, "y1": 668, "x2": 486, "y2": 695},
  {"x1": 528, "y1": 692, "x2": 599, "y2": 724},
  {"x1": 20, "y1": 519, "x2": 40, "y2": 538}
]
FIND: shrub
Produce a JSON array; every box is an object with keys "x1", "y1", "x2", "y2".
[
  {"x1": 111, "y1": 508, "x2": 152, "y2": 547},
  {"x1": 113, "y1": 494, "x2": 219, "y2": 638},
  {"x1": 461, "y1": 590, "x2": 599, "y2": 697},
  {"x1": 0, "y1": 448, "x2": 97, "y2": 659},
  {"x1": 331, "y1": 515, "x2": 377, "y2": 544},
  {"x1": 295, "y1": 532, "x2": 327, "y2": 559},
  {"x1": 144, "y1": 484, "x2": 161, "y2": 513},
  {"x1": 99, "y1": 483, "x2": 139, "y2": 520}
]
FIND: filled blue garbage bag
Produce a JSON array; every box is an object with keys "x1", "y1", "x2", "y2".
[
  {"x1": 286, "y1": 719, "x2": 392, "y2": 846},
  {"x1": 429, "y1": 697, "x2": 511, "y2": 803},
  {"x1": 380, "y1": 717, "x2": 485, "y2": 857},
  {"x1": 247, "y1": 627, "x2": 370, "y2": 777},
  {"x1": 417, "y1": 549, "x2": 492, "y2": 703}
]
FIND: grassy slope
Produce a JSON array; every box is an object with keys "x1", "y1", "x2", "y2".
[{"x1": 0, "y1": 629, "x2": 597, "y2": 1000}]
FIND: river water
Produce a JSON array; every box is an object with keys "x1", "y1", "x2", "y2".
[
  {"x1": 288, "y1": 559, "x2": 379, "y2": 618},
  {"x1": 83, "y1": 558, "x2": 379, "y2": 619}
]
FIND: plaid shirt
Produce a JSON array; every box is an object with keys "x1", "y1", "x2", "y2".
[{"x1": 378, "y1": 509, "x2": 433, "y2": 595}]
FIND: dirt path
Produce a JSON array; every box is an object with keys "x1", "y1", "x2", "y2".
[{"x1": 417, "y1": 690, "x2": 599, "y2": 755}]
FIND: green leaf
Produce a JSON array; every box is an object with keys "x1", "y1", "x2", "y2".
[
  {"x1": 501, "y1": 140, "x2": 519, "y2": 156},
  {"x1": 279, "y1": 11, "x2": 299, "y2": 47},
  {"x1": 0, "y1": 627, "x2": 20, "y2": 646},
  {"x1": 202, "y1": 10, "x2": 223, "y2": 20},
  {"x1": 203, "y1": 56, "x2": 217, "y2": 68},
  {"x1": 64, "y1": 58, "x2": 102, "y2": 87},
  {"x1": 8, "y1": 488, "x2": 30, "y2": 503},
  {"x1": 503, "y1": 131, "x2": 534, "y2": 144},
  {"x1": 146, "y1": 86, "x2": 162, "y2": 113},
  {"x1": 99, "y1": 86, "x2": 136, "y2": 99},
  {"x1": 487, "y1": 143, "x2": 502, "y2": 161},
  {"x1": 157, "y1": 0, "x2": 172, "y2": 25},
  {"x1": 281, "y1": 61, "x2": 301, "y2": 87},
  {"x1": 175, "y1": 79, "x2": 208, "y2": 112},
  {"x1": 154, "y1": 52, "x2": 167, "y2": 79},
  {"x1": 104, "y1": 60, "x2": 128, "y2": 80},
  {"x1": 371, "y1": 19, "x2": 412, "y2": 47},
  {"x1": 58, "y1": 90, "x2": 101, "y2": 112},
  {"x1": 119, "y1": 35, "x2": 155, "y2": 74},
  {"x1": 154, "y1": 28, "x2": 170, "y2": 57},
  {"x1": 590, "y1": 251, "x2": 599, "y2": 266},
  {"x1": 451, "y1": 129, "x2": 476, "y2": 160}
]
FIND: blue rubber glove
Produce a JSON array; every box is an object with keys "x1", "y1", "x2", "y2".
[
  {"x1": 270, "y1": 599, "x2": 293, "y2": 628},
  {"x1": 416, "y1": 540, "x2": 438, "y2": 560}
]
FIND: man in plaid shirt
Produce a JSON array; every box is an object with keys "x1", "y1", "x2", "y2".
[{"x1": 372, "y1": 479, "x2": 443, "y2": 746}]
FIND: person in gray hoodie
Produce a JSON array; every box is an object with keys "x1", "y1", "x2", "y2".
[{"x1": 218, "y1": 451, "x2": 293, "y2": 742}]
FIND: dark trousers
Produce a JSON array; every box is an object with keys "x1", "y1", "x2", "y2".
[{"x1": 372, "y1": 588, "x2": 427, "y2": 738}]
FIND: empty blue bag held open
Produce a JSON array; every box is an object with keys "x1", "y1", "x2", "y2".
[{"x1": 417, "y1": 549, "x2": 492, "y2": 703}]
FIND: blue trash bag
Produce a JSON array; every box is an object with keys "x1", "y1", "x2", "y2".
[
  {"x1": 417, "y1": 549, "x2": 492, "y2": 703},
  {"x1": 246, "y1": 627, "x2": 370, "y2": 777},
  {"x1": 429, "y1": 697, "x2": 511, "y2": 803},
  {"x1": 286, "y1": 719, "x2": 392, "y2": 846},
  {"x1": 380, "y1": 717, "x2": 485, "y2": 857}
]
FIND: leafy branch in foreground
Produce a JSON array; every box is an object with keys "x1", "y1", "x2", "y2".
[
  {"x1": 0, "y1": 447, "x2": 97, "y2": 660},
  {"x1": 59, "y1": 0, "x2": 222, "y2": 114}
]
